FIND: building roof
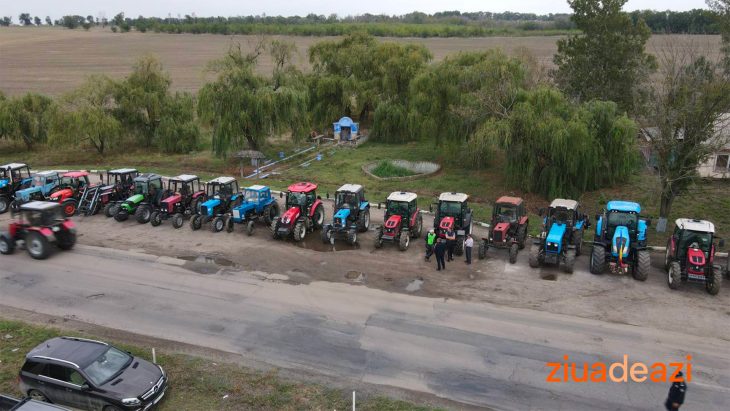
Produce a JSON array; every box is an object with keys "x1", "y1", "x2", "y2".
[
  {"x1": 28, "y1": 337, "x2": 108, "y2": 370},
  {"x1": 62, "y1": 171, "x2": 89, "y2": 178},
  {"x1": 387, "y1": 191, "x2": 417, "y2": 202},
  {"x1": 439, "y1": 192, "x2": 468, "y2": 203},
  {"x1": 208, "y1": 176, "x2": 237, "y2": 185},
  {"x1": 676, "y1": 218, "x2": 715, "y2": 234},
  {"x1": 20, "y1": 201, "x2": 61, "y2": 212},
  {"x1": 108, "y1": 168, "x2": 137, "y2": 175},
  {"x1": 245, "y1": 184, "x2": 269, "y2": 192},
  {"x1": 288, "y1": 182, "x2": 317, "y2": 193},
  {"x1": 607, "y1": 200, "x2": 641, "y2": 214},
  {"x1": 1, "y1": 162, "x2": 28, "y2": 170},
  {"x1": 337, "y1": 184, "x2": 363, "y2": 194},
  {"x1": 171, "y1": 174, "x2": 199, "y2": 183},
  {"x1": 495, "y1": 196, "x2": 523, "y2": 206},
  {"x1": 334, "y1": 116, "x2": 356, "y2": 127},
  {"x1": 549, "y1": 199, "x2": 578, "y2": 210},
  {"x1": 134, "y1": 173, "x2": 161, "y2": 182}
]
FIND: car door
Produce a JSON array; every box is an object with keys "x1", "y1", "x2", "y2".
[{"x1": 37, "y1": 363, "x2": 72, "y2": 405}]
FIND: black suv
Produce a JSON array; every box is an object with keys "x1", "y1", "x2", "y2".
[{"x1": 18, "y1": 337, "x2": 167, "y2": 411}]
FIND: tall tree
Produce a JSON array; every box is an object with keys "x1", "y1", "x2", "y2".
[
  {"x1": 552, "y1": 0, "x2": 656, "y2": 114},
  {"x1": 18, "y1": 13, "x2": 32, "y2": 26},
  {"x1": 33, "y1": 16, "x2": 41, "y2": 26},
  {"x1": 645, "y1": 49, "x2": 730, "y2": 217},
  {"x1": 0, "y1": 93, "x2": 55, "y2": 149},
  {"x1": 707, "y1": 0, "x2": 730, "y2": 73},
  {"x1": 45, "y1": 16, "x2": 52, "y2": 26},
  {"x1": 0, "y1": 17, "x2": 11, "y2": 27},
  {"x1": 198, "y1": 44, "x2": 308, "y2": 155}
]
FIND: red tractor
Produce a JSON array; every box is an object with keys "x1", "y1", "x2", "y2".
[
  {"x1": 150, "y1": 174, "x2": 207, "y2": 228},
  {"x1": 0, "y1": 201, "x2": 76, "y2": 260},
  {"x1": 374, "y1": 191, "x2": 423, "y2": 251},
  {"x1": 665, "y1": 218, "x2": 726, "y2": 295},
  {"x1": 271, "y1": 182, "x2": 325, "y2": 241},
  {"x1": 46, "y1": 171, "x2": 91, "y2": 217},
  {"x1": 478, "y1": 196, "x2": 529, "y2": 264}
]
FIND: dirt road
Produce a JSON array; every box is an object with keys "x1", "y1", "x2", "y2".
[{"x1": 2, "y1": 244, "x2": 729, "y2": 410}]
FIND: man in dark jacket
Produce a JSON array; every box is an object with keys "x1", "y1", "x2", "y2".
[
  {"x1": 665, "y1": 371, "x2": 686, "y2": 410},
  {"x1": 445, "y1": 228, "x2": 456, "y2": 261},
  {"x1": 434, "y1": 238, "x2": 447, "y2": 271}
]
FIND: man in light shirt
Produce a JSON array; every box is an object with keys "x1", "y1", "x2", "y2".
[{"x1": 464, "y1": 234, "x2": 474, "y2": 265}]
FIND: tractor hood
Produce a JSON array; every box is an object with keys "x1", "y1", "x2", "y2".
[
  {"x1": 546, "y1": 223, "x2": 566, "y2": 245},
  {"x1": 14, "y1": 186, "x2": 41, "y2": 201},
  {"x1": 385, "y1": 214, "x2": 402, "y2": 229},
  {"x1": 493, "y1": 222, "x2": 510, "y2": 235},
  {"x1": 162, "y1": 194, "x2": 181, "y2": 205},
  {"x1": 439, "y1": 216, "x2": 455, "y2": 231},
  {"x1": 334, "y1": 208, "x2": 351, "y2": 222},
  {"x1": 280, "y1": 206, "x2": 301, "y2": 225},
  {"x1": 611, "y1": 226, "x2": 630, "y2": 257},
  {"x1": 201, "y1": 198, "x2": 221, "y2": 216},
  {"x1": 49, "y1": 188, "x2": 72, "y2": 201},
  {"x1": 687, "y1": 248, "x2": 707, "y2": 275},
  {"x1": 126, "y1": 194, "x2": 145, "y2": 204}
]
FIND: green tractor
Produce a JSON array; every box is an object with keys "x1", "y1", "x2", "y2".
[{"x1": 113, "y1": 173, "x2": 171, "y2": 224}]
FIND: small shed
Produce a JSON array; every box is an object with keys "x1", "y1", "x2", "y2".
[
  {"x1": 235, "y1": 150, "x2": 266, "y2": 178},
  {"x1": 333, "y1": 117, "x2": 359, "y2": 142}
]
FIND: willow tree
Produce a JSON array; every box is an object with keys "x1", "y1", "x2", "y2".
[
  {"x1": 198, "y1": 44, "x2": 308, "y2": 156},
  {"x1": 489, "y1": 87, "x2": 637, "y2": 199},
  {"x1": 0, "y1": 93, "x2": 55, "y2": 150}
]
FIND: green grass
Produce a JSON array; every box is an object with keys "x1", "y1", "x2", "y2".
[
  {"x1": 0, "y1": 319, "x2": 440, "y2": 411},
  {"x1": 370, "y1": 160, "x2": 417, "y2": 178}
]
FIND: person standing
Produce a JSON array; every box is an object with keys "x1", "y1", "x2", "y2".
[
  {"x1": 665, "y1": 372, "x2": 686, "y2": 410},
  {"x1": 464, "y1": 234, "x2": 474, "y2": 265},
  {"x1": 434, "y1": 238, "x2": 447, "y2": 271},
  {"x1": 425, "y1": 229, "x2": 436, "y2": 261},
  {"x1": 445, "y1": 228, "x2": 456, "y2": 261}
]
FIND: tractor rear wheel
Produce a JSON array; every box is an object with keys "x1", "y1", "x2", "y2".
[
  {"x1": 398, "y1": 233, "x2": 410, "y2": 251},
  {"x1": 664, "y1": 240, "x2": 672, "y2": 271},
  {"x1": 211, "y1": 216, "x2": 225, "y2": 233},
  {"x1": 517, "y1": 226, "x2": 527, "y2": 250},
  {"x1": 529, "y1": 245, "x2": 540, "y2": 268},
  {"x1": 411, "y1": 215, "x2": 423, "y2": 239},
  {"x1": 0, "y1": 235, "x2": 15, "y2": 255},
  {"x1": 104, "y1": 203, "x2": 119, "y2": 218},
  {"x1": 563, "y1": 250, "x2": 575, "y2": 274},
  {"x1": 61, "y1": 199, "x2": 77, "y2": 217},
  {"x1": 135, "y1": 205, "x2": 152, "y2": 224},
  {"x1": 668, "y1": 262, "x2": 682, "y2": 290},
  {"x1": 293, "y1": 221, "x2": 306, "y2": 241},
  {"x1": 478, "y1": 241, "x2": 487, "y2": 260},
  {"x1": 114, "y1": 210, "x2": 129, "y2": 222},
  {"x1": 0, "y1": 196, "x2": 9, "y2": 214},
  {"x1": 172, "y1": 213, "x2": 184, "y2": 229},
  {"x1": 190, "y1": 215, "x2": 202, "y2": 231},
  {"x1": 590, "y1": 246, "x2": 606, "y2": 274},
  {"x1": 707, "y1": 267, "x2": 722, "y2": 295},
  {"x1": 264, "y1": 202, "x2": 280, "y2": 225},
  {"x1": 26, "y1": 232, "x2": 50, "y2": 260},
  {"x1": 347, "y1": 229, "x2": 357, "y2": 246},
  {"x1": 312, "y1": 205, "x2": 325, "y2": 229},
  {"x1": 245, "y1": 220, "x2": 255, "y2": 236},
  {"x1": 321, "y1": 226, "x2": 332, "y2": 244},
  {"x1": 508, "y1": 243, "x2": 518, "y2": 264},
  {"x1": 358, "y1": 209, "x2": 370, "y2": 232},
  {"x1": 56, "y1": 231, "x2": 76, "y2": 251},
  {"x1": 374, "y1": 227, "x2": 383, "y2": 249},
  {"x1": 150, "y1": 211, "x2": 162, "y2": 227},
  {"x1": 633, "y1": 250, "x2": 650, "y2": 281}
]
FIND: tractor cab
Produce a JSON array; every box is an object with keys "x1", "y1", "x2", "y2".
[
  {"x1": 435, "y1": 192, "x2": 471, "y2": 236},
  {"x1": 272, "y1": 182, "x2": 324, "y2": 241},
  {"x1": 590, "y1": 200, "x2": 650, "y2": 279},
  {"x1": 530, "y1": 198, "x2": 587, "y2": 271},
  {"x1": 168, "y1": 174, "x2": 204, "y2": 205},
  {"x1": 194, "y1": 177, "x2": 241, "y2": 226},
  {"x1": 14, "y1": 171, "x2": 61, "y2": 205},
  {"x1": 14, "y1": 201, "x2": 66, "y2": 226},
  {"x1": 0, "y1": 163, "x2": 32, "y2": 191},
  {"x1": 106, "y1": 168, "x2": 139, "y2": 190},
  {"x1": 285, "y1": 182, "x2": 318, "y2": 211},
  {"x1": 491, "y1": 196, "x2": 526, "y2": 241},
  {"x1": 0, "y1": 201, "x2": 77, "y2": 260},
  {"x1": 385, "y1": 192, "x2": 417, "y2": 223},
  {"x1": 334, "y1": 184, "x2": 365, "y2": 225},
  {"x1": 206, "y1": 177, "x2": 239, "y2": 201},
  {"x1": 374, "y1": 191, "x2": 421, "y2": 251},
  {"x1": 665, "y1": 218, "x2": 725, "y2": 294},
  {"x1": 132, "y1": 174, "x2": 164, "y2": 201},
  {"x1": 58, "y1": 171, "x2": 90, "y2": 192}
]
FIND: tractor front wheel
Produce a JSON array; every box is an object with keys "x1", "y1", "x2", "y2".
[
  {"x1": 347, "y1": 229, "x2": 357, "y2": 246},
  {"x1": 135, "y1": 205, "x2": 152, "y2": 224},
  {"x1": 271, "y1": 218, "x2": 281, "y2": 239},
  {"x1": 224, "y1": 215, "x2": 234, "y2": 233},
  {"x1": 454, "y1": 237, "x2": 464, "y2": 256},
  {"x1": 508, "y1": 243, "x2": 518, "y2": 264},
  {"x1": 529, "y1": 245, "x2": 540, "y2": 268},
  {"x1": 590, "y1": 246, "x2": 606, "y2": 274},
  {"x1": 26, "y1": 232, "x2": 50, "y2": 260},
  {"x1": 321, "y1": 226, "x2": 332, "y2": 244},
  {"x1": 114, "y1": 209, "x2": 129, "y2": 222},
  {"x1": 633, "y1": 250, "x2": 650, "y2": 281},
  {"x1": 358, "y1": 209, "x2": 370, "y2": 232},
  {"x1": 150, "y1": 211, "x2": 162, "y2": 227},
  {"x1": 398, "y1": 233, "x2": 410, "y2": 251},
  {"x1": 104, "y1": 203, "x2": 119, "y2": 218},
  {"x1": 172, "y1": 213, "x2": 184, "y2": 229},
  {"x1": 478, "y1": 241, "x2": 487, "y2": 260},
  {"x1": 0, "y1": 196, "x2": 9, "y2": 214},
  {"x1": 293, "y1": 221, "x2": 306, "y2": 241},
  {"x1": 190, "y1": 215, "x2": 202, "y2": 231},
  {"x1": 245, "y1": 220, "x2": 255, "y2": 236},
  {"x1": 517, "y1": 226, "x2": 527, "y2": 250},
  {"x1": 56, "y1": 231, "x2": 76, "y2": 251},
  {"x1": 0, "y1": 235, "x2": 15, "y2": 255},
  {"x1": 374, "y1": 227, "x2": 383, "y2": 249},
  {"x1": 61, "y1": 199, "x2": 77, "y2": 217},
  {"x1": 264, "y1": 202, "x2": 280, "y2": 225},
  {"x1": 668, "y1": 262, "x2": 682, "y2": 290},
  {"x1": 707, "y1": 267, "x2": 722, "y2": 295},
  {"x1": 563, "y1": 250, "x2": 575, "y2": 274},
  {"x1": 211, "y1": 216, "x2": 225, "y2": 233},
  {"x1": 574, "y1": 229, "x2": 583, "y2": 256}
]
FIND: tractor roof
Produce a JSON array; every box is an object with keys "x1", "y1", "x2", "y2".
[
  {"x1": 108, "y1": 168, "x2": 137, "y2": 175},
  {"x1": 676, "y1": 218, "x2": 715, "y2": 234},
  {"x1": 336, "y1": 184, "x2": 363, "y2": 194},
  {"x1": 606, "y1": 200, "x2": 641, "y2": 214},
  {"x1": 20, "y1": 201, "x2": 61, "y2": 212},
  {"x1": 549, "y1": 198, "x2": 578, "y2": 210},
  {"x1": 388, "y1": 191, "x2": 417, "y2": 202},
  {"x1": 495, "y1": 196, "x2": 523, "y2": 206},
  {"x1": 171, "y1": 174, "x2": 199, "y2": 183},
  {"x1": 62, "y1": 171, "x2": 89, "y2": 178},
  {"x1": 245, "y1": 184, "x2": 269, "y2": 192},
  {"x1": 2, "y1": 162, "x2": 28, "y2": 170},
  {"x1": 134, "y1": 173, "x2": 161, "y2": 182},
  {"x1": 34, "y1": 170, "x2": 59, "y2": 177},
  {"x1": 208, "y1": 176, "x2": 236, "y2": 185},
  {"x1": 288, "y1": 182, "x2": 317, "y2": 193},
  {"x1": 439, "y1": 192, "x2": 468, "y2": 203}
]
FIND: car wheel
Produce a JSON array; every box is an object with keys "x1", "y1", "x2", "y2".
[
  {"x1": 26, "y1": 232, "x2": 50, "y2": 260},
  {"x1": 28, "y1": 389, "x2": 48, "y2": 402}
]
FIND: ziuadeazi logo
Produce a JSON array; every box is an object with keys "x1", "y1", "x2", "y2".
[{"x1": 546, "y1": 355, "x2": 692, "y2": 383}]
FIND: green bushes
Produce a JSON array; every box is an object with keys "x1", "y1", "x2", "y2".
[{"x1": 371, "y1": 161, "x2": 416, "y2": 178}]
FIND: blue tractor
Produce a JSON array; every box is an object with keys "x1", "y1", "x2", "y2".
[
  {"x1": 590, "y1": 200, "x2": 651, "y2": 281},
  {"x1": 226, "y1": 185, "x2": 280, "y2": 236},
  {"x1": 0, "y1": 163, "x2": 33, "y2": 214},
  {"x1": 529, "y1": 199, "x2": 589, "y2": 273},
  {"x1": 321, "y1": 184, "x2": 370, "y2": 245},
  {"x1": 190, "y1": 177, "x2": 241, "y2": 233},
  {"x1": 11, "y1": 171, "x2": 61, "y2": 211}
]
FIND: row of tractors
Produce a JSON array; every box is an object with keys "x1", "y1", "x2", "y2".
[{"x1": 0, "y1": 162, "x2": 727, "y2": 295}]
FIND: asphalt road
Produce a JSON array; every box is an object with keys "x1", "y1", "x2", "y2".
[{"x1": 1, "y1": 245, "x2": 729, "y2": 410}]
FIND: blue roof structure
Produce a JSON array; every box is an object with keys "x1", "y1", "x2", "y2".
[
  {"x1": 607, "y1": 200, "x2": 641, "y2": 214},
  {"x1": 335, "y1": 117, "x2": 355, "y2": 127},
  {"x1": 246, "y1": 185, "x2": 269, "y2": 192}
]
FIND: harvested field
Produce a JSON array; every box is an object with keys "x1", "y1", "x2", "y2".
[{"x1": 0, "y1": 26, "x2": 722, "y2": 96}]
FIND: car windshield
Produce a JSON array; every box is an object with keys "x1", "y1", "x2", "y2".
[
  {"x1": 439, "y1": 201, "x2": 461, "y2": 216},
  {"x1": 607, "y1": 211, "x2": 637, "y2": 228},
  {"x1": 244, "y1": 190, "x2": 258, "y2": 202},
  {"x1": 82, "y1": 347, "x2": 132, "y2": 386},
  {"x1": 680, "y1": 230, "x2": 713, "y2": 252},
  {"x1": 134, "y1": 181, "x2": 147, "y2": 195},
  {"x1": 287, "y1": 192, "x2": 306, "y2": 207},
  {"x1": 387, "y1": 201, "x2": 409, "y2": 216}
]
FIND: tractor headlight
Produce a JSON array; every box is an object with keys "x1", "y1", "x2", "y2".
[
  {"x1": 52, "y1": 226, "x2": 60, "y2": 232},
  {"x1": 282, "y1": 215, "x2": 290, "y2": 224},
  {"x1": 121, "y1": 398, "x2": 141, "y2": 406}
]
